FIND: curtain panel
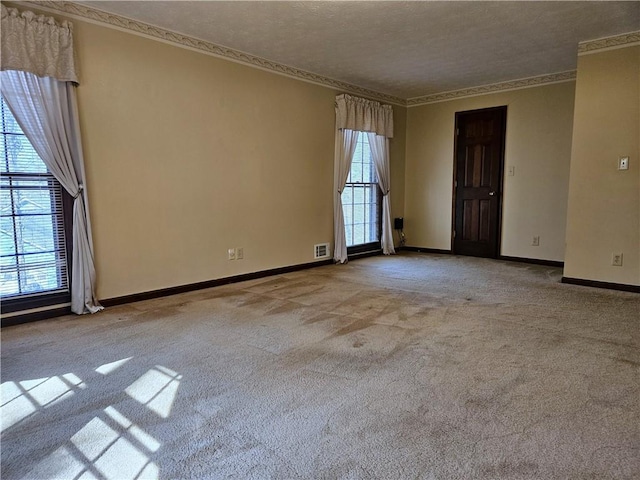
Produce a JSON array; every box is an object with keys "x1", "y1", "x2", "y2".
[
  {"x1": 333, "y1": 129, "x2": 360, "y2": 263},
  {"x1": 367, "y1": 133, "x2": 395, "y2": 256},
  {"x1": 1, "y1": 5, "x2": 101, "y2": 314},
  {"x1": 1, "y1": 5, "x2": 78, "y2": 83},
  {"x1": 335, "y1": 94, "x2": 394, "y2": 139}
]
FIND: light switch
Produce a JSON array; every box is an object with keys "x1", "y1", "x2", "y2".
[
  {"x1": 507, "y1": 166, "x2": 515, "y2": 177},
  {"x1": 618, "y1": 156, "x2": 629, "y2": 170}
]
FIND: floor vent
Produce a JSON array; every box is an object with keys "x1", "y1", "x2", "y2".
[{"x1": 314, "y1": 243, "x2": 330, "y2": 259}]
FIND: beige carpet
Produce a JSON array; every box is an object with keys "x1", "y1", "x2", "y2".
[{"x1": 1, "y1": 252, "x2": 639, "y2": 479}]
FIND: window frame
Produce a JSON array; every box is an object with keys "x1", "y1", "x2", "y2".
[
  {"x1": 342, "y1": 132, "x2": 382, "y2": 255},
  {"x1": 0, "y1": 97, "x2": 73, "y2": 314}
]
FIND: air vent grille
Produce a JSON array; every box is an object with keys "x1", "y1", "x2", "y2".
[{"x1": 314, "y1": 243, "x2": 330, "y2": 259}]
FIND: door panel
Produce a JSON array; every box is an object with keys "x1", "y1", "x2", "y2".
[
  {"x1": 479, "y1": 199, "x2": 491, "y2": 242},
  {"x1": 462, "y1": 200, "x2": 476, "y2": 241},
  {"x1": 454, "y1": 107, "x2": 506, "y2": 258}
]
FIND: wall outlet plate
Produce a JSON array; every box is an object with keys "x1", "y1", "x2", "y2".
[
  {"x1": 532, "y1": 236, "x2": 540, "y2": 246},
  {"x1": 612, "y1": 252, "x2": 623, "y2": 266},
  {"x1": 236, "y1": 247, "x2": 244, "y2": 260},
  {"x1": 618, "y1": 156, "x2": 629, "y2": 170},
  {"x1": 228, "y1": 248, "x2": 236, "y2": 260}
]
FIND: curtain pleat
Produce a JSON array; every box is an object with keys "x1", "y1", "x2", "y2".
[
  {"x1": 1, "y1": 71, "x2": 102, "y2": 314},
  {"x1": 333, "y1": 129, "x2": 360, "y2": 263},
  {"x1": 367, "y1": 133, "x2": 395, "y2": 255}
]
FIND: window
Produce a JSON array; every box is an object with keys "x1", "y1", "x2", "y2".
[
  {"x1": 0, "y1": 96, "x2": 71, "y2": 312},
  {"x1": 341, "y1": 132, "x2": 381, "y2": 252}
]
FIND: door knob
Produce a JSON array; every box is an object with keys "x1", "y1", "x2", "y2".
[{"x1": 489, "y1": 191, "x2": 496, "y2": 196}]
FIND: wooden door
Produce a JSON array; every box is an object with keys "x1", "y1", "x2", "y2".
[{"x1": 453, "y1": 107, "x2": 506, "y2": 258}]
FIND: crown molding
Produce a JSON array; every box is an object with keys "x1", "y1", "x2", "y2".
[
  {"x1": 406, "y1": 71, "x2": 577, "y2": 107},
  {"x1": 15, "y1": 1, "x2": 600, "y2": 109},
  {"x1": 578, "y1": 31, "x2": 640, "y2": 55},
  {"x1": 22, "y1": 1, "x2": 406, "y2": 106}
]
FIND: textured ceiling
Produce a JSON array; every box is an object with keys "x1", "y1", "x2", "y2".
[{"x1": 79, "y1": 1, "x2": 639, "y2": 99}]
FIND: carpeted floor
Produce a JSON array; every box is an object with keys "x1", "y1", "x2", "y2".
[{"x1": 1, "y1": 252, "x2": 639, "y2": 479}]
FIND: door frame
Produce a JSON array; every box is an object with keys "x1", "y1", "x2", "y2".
[{"x1": 451, "y1": 106, "x2": 507, "y2": 258}]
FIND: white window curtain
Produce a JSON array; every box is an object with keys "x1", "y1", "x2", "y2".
[
  {"x1": 333, "y1": 129, "x2": 360, "y2": 263},
  {"x1": 367, "y1": 133, "x2": 395, "y2": 256},
  {"x1": 333, "y1": 94, "x2": 394, "y2": 263},
  {"x1": 1, "y1": 5, "x2": 102, "y2": 314}
]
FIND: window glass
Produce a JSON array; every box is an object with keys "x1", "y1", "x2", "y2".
[
  {"x1": 341, "y1": 132, "x2": 380, "y2": 248},
  {"x1": 0, "y1": 97, "x2": 69, "y2": 300}
]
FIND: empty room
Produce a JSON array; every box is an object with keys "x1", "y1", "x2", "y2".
[{"x1": 1, "y1": 1, "x2": 639, "y2": 479}]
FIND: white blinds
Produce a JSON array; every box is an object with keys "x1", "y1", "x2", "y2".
[{"x1": 0, "y1": 96, "x2": 69, "y2": 299}]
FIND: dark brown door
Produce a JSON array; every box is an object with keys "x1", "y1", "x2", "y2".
[{"x1": 453, "y1": 107, "x2": 506, "y2": 258}]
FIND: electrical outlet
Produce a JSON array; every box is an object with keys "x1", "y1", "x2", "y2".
[
  {"x1": 612, "y1": 253, "x2": 623, "y2": 266},
  {"x1": 532, "y1": 236, "x2": 540, "y2": 246},
  {"x1": 236, "y1": 247, "x2": 244, "y2": 260},
  {"x1": 618, "y1": 156, "x2": 629, "y2": 170},
  {"x1": 228, "y1": 248, "x2": 236, "y2": 260}
]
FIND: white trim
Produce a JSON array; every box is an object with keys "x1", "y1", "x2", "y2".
[
  {"x1": 24, "y1": 1, "x2": 406, "y2": 106},
  {"x1": 406, "y1": 71, "x2": 577, "y2": 107},
  {"x1": 578, "y1": 31, "x2": 640, "y2": 56}
]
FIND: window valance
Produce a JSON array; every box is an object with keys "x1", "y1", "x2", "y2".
[
  {"x1": 335, "y1": 94, "x2": 394, "y2": 138},
  {"x1": 1, "y1": 5, "x2": 78, "y2": 83}
]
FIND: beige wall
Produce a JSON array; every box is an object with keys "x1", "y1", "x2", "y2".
[
  {"x1": 68, "y1": 19, "x2": 406, "y2": 300},
  {"x1": 564, "y1": 45, "x2": 640, "y2": 285},
  {"x1": 405, "y1": 82, "x2": 576, "y2": 261},
  {"x1": 390, "y1": 105, "x2": 407, "y2": 236}
]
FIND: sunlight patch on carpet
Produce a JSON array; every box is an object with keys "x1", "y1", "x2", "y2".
[
  {"x1": 94, "y1": 437, "x2": 153, "y2": 480},
  {"x1": 23, "y1": 446, "x2": 86, "y2": 480},
  {"x1": 72, "y1": 417, "x2": 119, "y2": 460},
  {"x1": 125, "y1": 365, "x2": 182, "y2": 418},
  {"x1": 104, "y1": 406, "x2": 161, "y2": 453},
  {"x1": 95, "y1": 356, "x2": 133, "y2": 375},
  {"x1": 19, "y1": 396, "x2": 164, "y2": 479},
  {"x1": 0, "y1": 388, "x2": 36, "y2": 432},
  {"x1": 1, "y1": 373, "x2": 85, "y2": 432}
]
